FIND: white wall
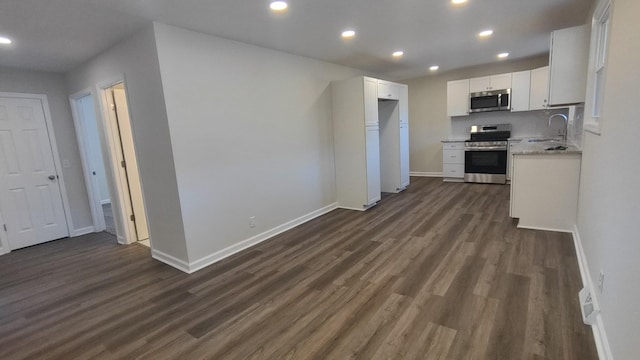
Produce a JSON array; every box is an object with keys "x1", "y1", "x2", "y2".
[
  {"x1": 401, "y1": 56, "x2": 550, "y2": 174},
  {"x1": 577, "y1": 0, "x2": 640, "y2": 358},
  {"x1": 0, "y1": 66, "x2": 92, "y2": 230},
  {"x1": 77, "y1": 95, "x2": 110, "y2": 204},
  {"x1": 66, "y1": 25, "x2": 189, "y2": 262},
  {"x1": 153, "y1": 23, "x2": 364, "y2": 264}
]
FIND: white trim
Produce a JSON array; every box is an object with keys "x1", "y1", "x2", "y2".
[
  {"x1": 96, "y1": 76, "x2": 137, "y2": 245},
  {"x1": 410, "y1": 171, "x2": 443, "y2": 177},
  {"x1": 151, "y1": 248, "x2": 191, "y2": 273},
  {"x1": 69, "y1": 89, "x2": 107, "y2": 233},
  {"x1": 0, "y1": 92, "x2": 74, "y2": 239},
  {"x1": 337, "y1": 206, "x2": 368, "y2": 211},
  {"x1": 0, "y1": 212, "x2": 9, "y2": 255},
  {"x1": 101, "y1": 199, "x2": 111, "y2": 205},
  {"x1": 572, "y1": 225, "x2": 613, "y2": 360},
  {"x1": 186, "y1": 203, "x2": 339, "y2": 273},
  {"x1": 116, "y1": 234, "x2": 126, "y2": 245},
  {"x1": 516, "y1": 224, "x2": 573, "y2": 233},
  {"x1": 71, "y1": 226, "x2": 95, "y2": 237}
]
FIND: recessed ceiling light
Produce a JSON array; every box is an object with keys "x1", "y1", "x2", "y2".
[
  {"x1": 430, "y1": 65, "x2": 439, "y2": 71},
  {"x1": 478, "y1": 30, "x2": 494, "y2": 37},
  {"x1": 392, "y1": 51, "x2": 404, "y2": 57},
  {"x1": 341, "y1": 30, "x2": 356, "y2": 39},
  {"x1": 497, "y1": 52, "x2": 510, "y2": 58},
  {"x1": 451, "y1": 0, "x2": 468, "y2": 4},
  {"x1": 0, "y1": 36, "x2": 12, "y2": 45},
  {"x1": 270, "y1": 1, "x2": 288, "y2": 11}
]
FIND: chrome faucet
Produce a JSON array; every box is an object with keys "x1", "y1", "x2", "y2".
[{"x1": 548, "y1": 113, "x2": 568, "y2": 144}]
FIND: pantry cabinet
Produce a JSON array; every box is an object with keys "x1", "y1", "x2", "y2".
[{"x1": 332, "y1": 76, "x2": 409, "y2": 210}]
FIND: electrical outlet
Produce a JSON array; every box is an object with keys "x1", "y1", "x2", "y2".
[
  {"x1": 598, "y1": 270, "x2": 605, "y2": 293},
  {"x1": 249, "y1": 216, "x2": 256, "y2": 228}
]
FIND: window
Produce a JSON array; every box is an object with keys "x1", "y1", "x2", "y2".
[{"x1": 586, "y1": 0, "x2": 612, "y2": 134}]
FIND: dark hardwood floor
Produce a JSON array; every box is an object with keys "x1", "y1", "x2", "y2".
[{"x1": 0, "y1": 177, "x2": 598, "y2": 359}]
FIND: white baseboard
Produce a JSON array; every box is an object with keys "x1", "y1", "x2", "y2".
[
  {"x1": 572, "y1": 225, "x2": 613, "y2": 360},
  {"x1": 71, "y1": 226, "x2": 95, "y2": 237},
  {"x1": 337, "y1": 206, "x2": 367, "y2": 211},
  {"x1": 516, "y1": 224, "x2": 573, "y2": 233},
  {"x1": 187, "y1": 202, "x2": 339, "y2": 273},
  {"x1": 410, "y1": 171, "x2": 443, "y2": 177},
  {"x1": 151, "y1": 248, "x2": 191, "y2": 273}
]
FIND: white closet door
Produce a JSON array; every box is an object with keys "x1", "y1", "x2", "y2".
[{"x1": 0, "y1": 96, "x2": 68, "y2": 250}]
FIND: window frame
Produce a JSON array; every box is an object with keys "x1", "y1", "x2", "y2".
[{"x1": 585, "y1": 0, "x2": 613, "y2": 135}]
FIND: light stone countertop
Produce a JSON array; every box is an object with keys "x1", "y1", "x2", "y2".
[
  {"x1": 441, "y1": 138, "x2": 467, "y2": 143},
  {"x1": 510, "y1": 139, "x2": 582, "y2": 155}
]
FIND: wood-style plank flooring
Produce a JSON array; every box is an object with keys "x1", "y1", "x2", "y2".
[{"x1": 0, "y1": 177, "x2": 598, "y2": 359}]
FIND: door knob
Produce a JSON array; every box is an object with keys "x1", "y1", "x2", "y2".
[{"x1": 48, "y1": 175, "x2": 56, "y2": 180}]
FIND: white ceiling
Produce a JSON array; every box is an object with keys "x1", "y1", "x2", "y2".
[{"x1": 0, "y1": 0, "x2": 591, "y2": 80}]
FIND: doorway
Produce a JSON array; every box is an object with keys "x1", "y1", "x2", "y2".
[
  {"x1": 0, "y1": 93, "x2": 73, "y2": 253},
  {"x1": 70, "y1": 93, "x2": 113, "y2": 236},
  {"x1": 70, "y1": 81, "x2": 149, "y2": 247}
]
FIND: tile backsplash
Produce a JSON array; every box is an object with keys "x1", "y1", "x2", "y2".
[{"x1": 450, "y1": 109, "x2": 570, "y2": 140}]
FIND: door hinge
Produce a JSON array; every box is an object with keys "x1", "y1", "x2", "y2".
[
  {"x1": 3, "y1": 224, "x2": 6, "y2": 232},
  {"x1": 110, "y1": 103, "x2": 116, "y2": 111},
  {"x1": 130, "y1": 214, "x2": 135, "y2": 222},
  {"x1": 121, "y1": 160, "x2": 126, "y2": 168}
]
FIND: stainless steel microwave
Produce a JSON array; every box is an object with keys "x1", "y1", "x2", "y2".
[{"x1": 469, "y1": 89, "x2": 511, "y2": 113}]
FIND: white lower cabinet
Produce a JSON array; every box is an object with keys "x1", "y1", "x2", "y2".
[
  {"x1": 506, "y1": 139, "x2": 521, "y2": 181},
  {"x1": 442, "y1": 141, "x2": 465, "y2": 182},
  {"x1": 510, "y1": 153, "x2": 581, "y2": 232}
]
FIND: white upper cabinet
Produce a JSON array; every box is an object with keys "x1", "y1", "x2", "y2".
[
  {"x1": 377, "y1": 80, "x2": 400, "y2": 100},
  {"x1": 469, "y1": 73, "x2": 512, "y2": 92},
  {"x1": 364, "y1": 78, "x2": 379, "y2": 125},
  {"x1": 529, "y1": 66, "x2": 550, "y2": 110},
  {"x1": 511, "y1": 70, "x2": 531, "y2": 112},
  {"x1": 548, "y1": 24, "x2": 590, "y2": 106},
  {"x1": 447, "y1": 79, "x2": 470, "y2": 117}
]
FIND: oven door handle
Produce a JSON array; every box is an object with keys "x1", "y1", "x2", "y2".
[{"x1": 465, "y1": 146, "x2": 507, "y2": 151}]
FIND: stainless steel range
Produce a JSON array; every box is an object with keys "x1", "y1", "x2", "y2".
[{"x1": 464, "y1": 124, "x2": 511, "y2": 184}]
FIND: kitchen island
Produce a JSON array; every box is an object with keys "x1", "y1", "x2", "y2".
[{"x1": 509, "y1": 140, "x2": 582, "y2": 232}]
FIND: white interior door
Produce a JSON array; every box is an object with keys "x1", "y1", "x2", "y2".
[
  {"x1": 0, "y1": 96, "x2": 69, "y2": 250},
  {"x1": 111, "y1": 87, "x2": 149, "y2": 242}
]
